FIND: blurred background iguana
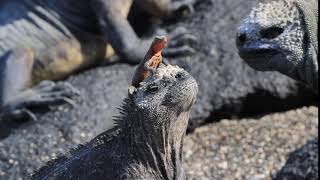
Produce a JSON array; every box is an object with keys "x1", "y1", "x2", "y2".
[{"x1": 236, "y1": 0, "x2": 318, "y2": 91}]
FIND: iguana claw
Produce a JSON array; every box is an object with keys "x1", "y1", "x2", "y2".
[
  {"x1": 0, "y1": 108, "x2": 37, "y2": 122},
  {"x1": 162, "y1": 27, "x2": 198, "y2": 57},
  {"x1": 171, "y1": 0, "x2": 196, "y2": 17}
]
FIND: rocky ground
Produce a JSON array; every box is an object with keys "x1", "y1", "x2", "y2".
[
  {"x1": 183, "y1": 106, "x2": 318, "y2": 180},
  {"x1": 0, "y1": 0, "x2": 318, "y2": 179}
]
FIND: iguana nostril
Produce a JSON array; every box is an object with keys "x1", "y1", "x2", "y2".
[
  {"x1": 260, "y1": 27, "x2": 284, "y2": 39},
  {"x1": 237, "y1": 33, "x2": 247, "y2": 46}
]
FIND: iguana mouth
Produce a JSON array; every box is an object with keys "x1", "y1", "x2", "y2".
[{"x1": 238, "y1": 47, "x2": 280, "y2": 61}]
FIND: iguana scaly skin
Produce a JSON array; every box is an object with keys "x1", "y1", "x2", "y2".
[
  {"x1": 236, "y1": 0, "x2": 318, "y2": 91},
  {"x1": 30, "y1": 63, "x2": 198, "y2": 179},
  {"x1": 0, "y1": 0, "x2": 198, "y2": 120}
]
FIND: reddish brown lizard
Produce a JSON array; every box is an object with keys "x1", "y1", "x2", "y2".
[{"x1": 131, "y1": 36, "x2": 168, "y2": 87}]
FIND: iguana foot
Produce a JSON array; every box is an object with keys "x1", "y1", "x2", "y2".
[
  {"x1": 0, "y1": 81, "x2": 80, "y2": 121},
  {"x1": 162, "y1": 27, "x2": 198, "y2": 57},
  {"x1": 27, "y1": 81, "x2": 80, "y2": 107},
  {"x1": 170, "y1": 0, "x2": 197, "y2": 17}
]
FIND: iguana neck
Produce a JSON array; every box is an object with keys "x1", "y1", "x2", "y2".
[
  {"x1": 296, "y1": 0, "x2": 318, "y2": 91},
  {"x1": 296, "y1": 0, "x2": 318, "y2": 54},
  {"x1": 117, "y1": 101, "x2": 189, "y2": 179}
]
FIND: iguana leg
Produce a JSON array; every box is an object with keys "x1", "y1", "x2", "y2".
[
  {"x1": 0, "y1": 50, "x2": 79, "y2": 121},
  {"x1": 168, "y1": 0, "x2": 196, "y2": 16},
  {"x1": 135, "y1": 0, "x2": 197, "y2": 18},
  {"x1": 91, "y1": 0, "x2": 143, "y2": 64},
  {"x1": 91, "y1": 0, "x2": 197, "y2": 64},
  {"x1": 162, "y1": 27, "x2": 198, "y2": 57}
]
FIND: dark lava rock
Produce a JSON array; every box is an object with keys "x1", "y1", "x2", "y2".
[
  {"x1": 0, "y1": 0, "x2": 316, "y2": 179},
  {"x1": 274, "y1": 138, "x2": 319, "y2": 180}
]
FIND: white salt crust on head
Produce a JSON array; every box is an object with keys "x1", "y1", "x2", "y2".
[
  {"x1": 139, "y1": 65, "x2": 184, "y2": 88},
  {"x1": 134, "y1": 65, "x2": 185, "y2": 104}
]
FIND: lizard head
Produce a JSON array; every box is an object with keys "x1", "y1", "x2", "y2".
[{"x1": 236, "y1": 0, "x2": 311, "y2": 80}]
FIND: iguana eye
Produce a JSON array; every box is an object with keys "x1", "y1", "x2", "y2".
[{"x1": 146, "y1": 84, "x2": 159, "y2": 93}]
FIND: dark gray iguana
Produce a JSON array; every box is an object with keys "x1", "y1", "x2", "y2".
[
  {"x1": 236, "y1": 0, "x2": 318, "y2": 91},
  {"x1": 30, "y1": 38, "x2": 198, "y2": 179},
  {"x1": 0, "y1": 0, "x2": 198, "y2": 120}
]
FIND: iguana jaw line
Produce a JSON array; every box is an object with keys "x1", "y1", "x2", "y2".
[
  {"x1": 239, "y1": 47, "x2": 280, "y2": 59},
  {"x1": 238, "y1": 43, "x2": 283, "y2": 69}
]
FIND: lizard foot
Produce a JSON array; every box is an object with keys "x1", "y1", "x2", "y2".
[
  {"x1": 0, "y1": 81, "x2": 80, "y2": 121},
  {"x1": 170, "y1": 0, "x2": 197, "y2": 17},
  {"x1": 162, "y1": 27, "x2": 198, "y2": 57}
]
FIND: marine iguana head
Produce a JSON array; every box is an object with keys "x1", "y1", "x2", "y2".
[
  {"x1": 236, "y1": 0, "x2": 318, "y2": 90},
  {"x1": 133, "y1": 64, "x2": 198, "y2": 118},
  {"x1": 127, "y1": 64, "x2": 198, "y2": 144}
]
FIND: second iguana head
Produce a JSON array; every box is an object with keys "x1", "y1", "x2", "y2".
[{"x1": 236, "y1": 0, "x2": 318, "y2": 90}]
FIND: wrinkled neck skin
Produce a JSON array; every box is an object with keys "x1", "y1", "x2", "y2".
[
  {"x1": 119, "y1": 104, "x2": 189, "y2": 180},
  {"x1": 298, "y1": 45, "x2": 318, "y2": 91},
  {"x1": 296, "y1": 0, "x2": 318, "y2": 91}
]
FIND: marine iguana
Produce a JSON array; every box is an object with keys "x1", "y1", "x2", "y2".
[
  {"x1": 0, "y1": 0, "x2": 198, "y2": 120},
  {"x1": 30, "y1": 43, "x2": 198, "y2": 179},
  {"x1": 236, "y1": 0, "x2": 318, "y2": 91}
]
